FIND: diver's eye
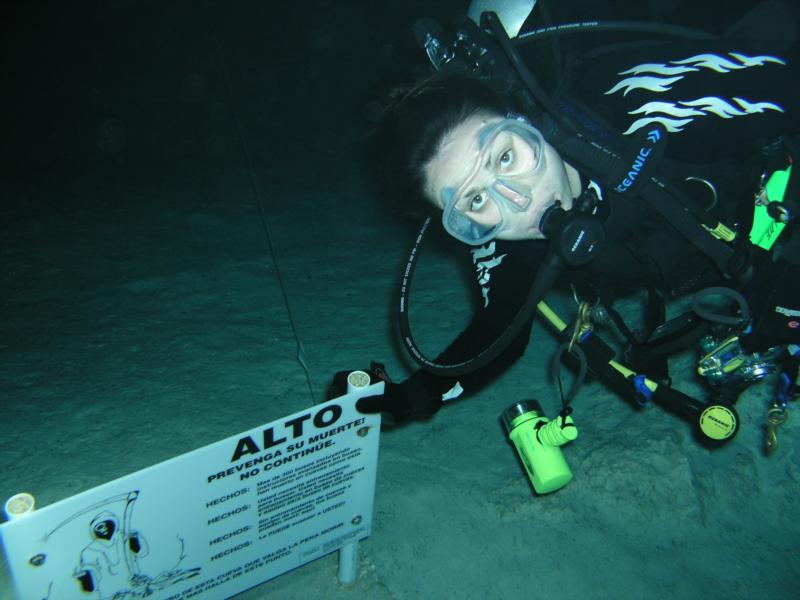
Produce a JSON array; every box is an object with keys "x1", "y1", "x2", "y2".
[
  {"x1": 498, "y1": 149, "x2": 514, "y2": 171},
  {"x1": 470, "y1": 193, "x2": 488, "y2": 212}
]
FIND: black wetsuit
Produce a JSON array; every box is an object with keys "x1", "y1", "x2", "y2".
[{"x1": 409, "y1": 35, "x2": 800, "y2": 406}]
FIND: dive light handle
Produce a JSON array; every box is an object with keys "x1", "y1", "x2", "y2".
[
  {"x1": 652, "y1": 386, "x2": 740, "y2": 445},
  {"x1": 651, "y1": 385, "x2": 707, "y2": 421}
]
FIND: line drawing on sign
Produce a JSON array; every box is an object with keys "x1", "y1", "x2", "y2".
[{"x1": 39, "y1": 491, "x2": 201, "y2": 599}]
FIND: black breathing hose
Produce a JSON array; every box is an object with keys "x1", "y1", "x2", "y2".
[
  {"x1": 692, "y1": 287, "x2": 751, "y2": 326},
  {"x1": 516, "y1": 19, "x2": 717, "y2": 43},
  {"x1": 398, "y1": 218, "x2": 564, "y2": 377}
]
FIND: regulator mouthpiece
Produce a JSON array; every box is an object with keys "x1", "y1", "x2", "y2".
[{"x1": 539, "y1": 205, "x2": 605, "y2": 267}]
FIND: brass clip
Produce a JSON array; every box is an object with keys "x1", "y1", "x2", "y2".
[
  {"x1": 765, "y1": 405, "x2": 789, "y2": 454},
  {"x1": 568, "y1": 302, "x2": 594, "y2": 353},
  {"x1": 754, "y1": 171, "x2": 769, "y2": 206}
]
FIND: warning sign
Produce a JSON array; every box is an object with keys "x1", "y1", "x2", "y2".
[{"x1": 0, "y1": 384, "x2": 382, "y2": 599}]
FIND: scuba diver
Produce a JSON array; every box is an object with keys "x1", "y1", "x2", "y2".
[{"x1": 353, "y1": 0, "x2": 800, "y2": 449}]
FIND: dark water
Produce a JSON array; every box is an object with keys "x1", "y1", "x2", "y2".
[{"x1": 1, "y1": 1, "x2": 798, "y2": 598}]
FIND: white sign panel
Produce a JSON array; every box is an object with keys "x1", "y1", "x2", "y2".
[{"x1": 0, "y1": 386, "x2": 382, "y2": 599}]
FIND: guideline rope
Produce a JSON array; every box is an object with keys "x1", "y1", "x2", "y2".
[{"x1": 213, "y1": 34, "x2": 316, "y2": 404}]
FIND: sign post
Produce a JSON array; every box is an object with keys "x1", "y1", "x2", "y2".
[{"x1": 0, "y1": 383, "x2": 382, "y2": 599}]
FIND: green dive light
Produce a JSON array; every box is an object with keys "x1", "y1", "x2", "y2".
[{"x1": 502, "y1": 400, "x2": 577, "y2": 494}]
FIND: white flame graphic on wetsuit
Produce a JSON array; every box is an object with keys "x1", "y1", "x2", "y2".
[{"x1": 604, "y1": 52, "x2": 786, "y2": 134}]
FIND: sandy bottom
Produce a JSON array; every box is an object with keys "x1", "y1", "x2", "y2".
[{"x1": 2, "y1": 1, "x2": 798, "y2": 598}]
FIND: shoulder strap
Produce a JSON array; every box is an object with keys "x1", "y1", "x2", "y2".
[{"x1": 551, "y1": 126, "x2": 740, "y2": 277}]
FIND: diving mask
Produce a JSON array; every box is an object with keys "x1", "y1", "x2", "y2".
[{"x1": 441, "y1": 118, "x2": 547, "y2": 245}]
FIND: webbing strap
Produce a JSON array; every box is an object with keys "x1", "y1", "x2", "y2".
[
  {"x1": 554, "y1": 134, "x2": 736, "y2": 276},
  {"x1": 638, "y1": 179, "x2": 735, "y2": 275}
]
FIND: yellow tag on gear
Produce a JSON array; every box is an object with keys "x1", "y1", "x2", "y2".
[{"x1": 699, "y1": 405, "x2": 738, "y2": 441}]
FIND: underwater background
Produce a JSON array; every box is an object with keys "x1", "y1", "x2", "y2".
[{"x1": 1, "y1": 1, "x2": 798, "y2": 598}]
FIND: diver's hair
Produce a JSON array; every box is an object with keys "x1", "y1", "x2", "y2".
[{"x1": 364, "y1": 72, "x2": 509, "y2": 214}]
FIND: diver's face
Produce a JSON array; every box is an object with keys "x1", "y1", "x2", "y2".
[{"x1": 423, "y1": 112, "x2": 577, "y2": 243}]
